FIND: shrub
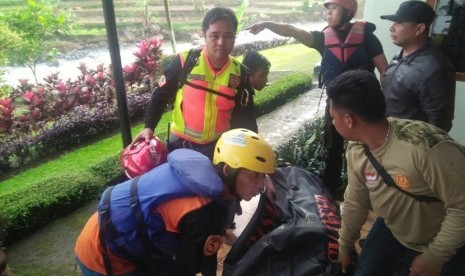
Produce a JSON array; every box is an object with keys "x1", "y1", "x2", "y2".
[
  {"x1": 276, "y1": 117, "x2": 327, "y2": 175},
  {"x1": 1, "y1": 36, "x2": 163, "y2": 137},
  {"x1": 0, "y1": 23, "x2": 21, "y2": 82},
  {"x1": 254, "y1": 72, "x2": 313, "y2": 116},
  {"x1": 231, "y1": 38, "x2": 292, "y2": 57},
  {"x1": 0, "y1": 0, "x2": 72, "y2": 84},
  {"x1": 276, "y1": 117, "x2": 348, "y2": 195},
  {"x1": 0, "y1": 171, "x2": 105, "y2": 245}
]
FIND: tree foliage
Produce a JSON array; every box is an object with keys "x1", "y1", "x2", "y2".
[
  {"x1": 0, "y1": 23, "x2": 21, "y2": 95},
  {"x1": 236, "y1": 0, "x2": 249, "y2": 32},
  {"x1": 0, "y1": 23, "x2": 20, "y2": 67},
  {"x1": 0, "y1": 0, "x2": 71, "y2": 83}
]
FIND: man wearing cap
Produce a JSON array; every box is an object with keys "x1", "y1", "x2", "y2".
[{"x1": 381, "y1": 0, "x2": 456, "y2": 132}]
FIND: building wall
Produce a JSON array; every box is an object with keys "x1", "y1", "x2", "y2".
[{"x1": 364, "y1": 0, "x2": 465, "y2": 144}]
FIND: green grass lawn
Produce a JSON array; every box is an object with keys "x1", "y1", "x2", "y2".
[
  {"x1": 0, "y1": 44, "x2": 321, "y2": 195},
  {"x1": 0, "y1": 116, "x2": 166, "y2": 196},
  {"x1": 263, "y1": 43, "x2": 321, "y2": 73}
]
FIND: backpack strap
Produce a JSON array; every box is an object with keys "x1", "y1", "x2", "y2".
[
  {"x1": 362, "y1": 145, "x2": 440, "y2": 203},
  {"x1": 129, "y1": 176, "x2": 153, "y2": 273},
  {"x1": 129, "y1": 176, "x2": 168, "y2": 273},
  {"x1": 183, "y1": 81, "x2": 236, "y2": 100},
  {"x1": 177, "y1": 48, "x2": 201, "y2": 90},
  {"x1": 238, "y1": 63, "x2": 250, "y2": 106},
  {"x1": 98, "y1": 178, "x2": 167, "y2": 275},
  {"x1": 99, "y1": 185, "x2": 116, "y2": 276},
  {"x1": 178, "y1": 51, "x2": 247, "y2": 102}
]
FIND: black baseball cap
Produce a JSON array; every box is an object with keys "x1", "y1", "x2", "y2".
[{"x1": 380, "y1": 1, "x2": 436, "y2": 26}]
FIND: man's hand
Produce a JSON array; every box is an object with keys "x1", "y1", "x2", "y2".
[
  {"x1": 409, "y1": 254, "x2": 441, "y2": 276},
  {"x1": 130, "y1": 128, "x2": 154, "y2": 147},
  {"x1": 246, "y1": 22, "x2": 267, "y2": 35},
  {"x1": 339, "y1": 254, "x2": 354, "y2": 274}
]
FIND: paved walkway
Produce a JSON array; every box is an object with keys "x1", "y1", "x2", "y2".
[{"x1": 5, "y1": 87, "x2": 328, "y2": 275}]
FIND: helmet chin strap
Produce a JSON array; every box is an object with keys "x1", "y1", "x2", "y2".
[
  {"x1": 217, "y1": 163, "x2": 239, "y2": 197},
  {"x1": 334, "y1": 12, "x2": 352, "y2": 30}
]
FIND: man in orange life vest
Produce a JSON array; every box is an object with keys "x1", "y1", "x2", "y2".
[
  {"x1": 131, "y1": 7, "x2": 256, "y2": 160},
  {"x1": 75, "y1": 129, "x2": 276, "y2": 276},
  {"x1": 247, "y1": 0, "x2": 388, "y2": 199}
]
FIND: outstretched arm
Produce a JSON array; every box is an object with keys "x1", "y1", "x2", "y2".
[{"x1": 247, "y1": 21, "x2": 315, "y2": 48}]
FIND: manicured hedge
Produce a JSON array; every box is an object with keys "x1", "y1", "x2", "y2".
[
  {"x1": 0, "y1": 171, "x2": 104, "y2": 245},
  {"x1": 255, "y1": 72, "x2": 313, "y2": 116},
  {"x1": 0, "y1": 72, "x2": 312, "y2": 246}
]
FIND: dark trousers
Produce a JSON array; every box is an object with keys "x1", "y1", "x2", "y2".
[
  {"x1": 356, "y1": 217, "x2": 465, "y2": 276},
  {"x1": 322, "y1": 103, "x2": 344, "y2": 198},
  {"x1": 168, "y1": 134, "x2": 216, "y2": 160}
]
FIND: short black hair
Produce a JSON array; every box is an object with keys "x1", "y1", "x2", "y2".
[
  {"x1": 202, "y1": 7, "x2": 238, "y2": 33},
  {"x1": 326, "y1": 70, "x2": 385, "y2": 122},
  {"x1": 242, "y1": 50, "x2": 271, "y2": 74}
]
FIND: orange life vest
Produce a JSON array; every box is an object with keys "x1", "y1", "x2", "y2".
[{"x1": 324, "y1": 21, "x2": 366, "y2": 63}]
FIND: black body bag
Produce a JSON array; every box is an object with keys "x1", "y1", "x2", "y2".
[{"x1": 223, "y1": 166, "x2": 343, "y2": 276}]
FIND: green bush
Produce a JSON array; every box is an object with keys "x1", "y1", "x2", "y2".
[
  {"x1": 276, "y1": 117, "x2": 348, "y2": 197},
  {"x1": 0, "y1": 171, "x2": 104, "y2": 245},
  {"x1": 255, "y1": 72, "x2": 313, "y2": 117},
  {"x1": 88, "y1": 153, "x2": 123, "y2": 181},
  {"x1": 0, "y1": 0, "x2": 71, "y2": 83},
  {"x1": 276, "y1": 117, "x2": 327, "y2": 175}
]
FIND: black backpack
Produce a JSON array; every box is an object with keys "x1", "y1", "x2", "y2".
[{"x1": 177, "y1": 48, "x2": 202, "y2": 89}]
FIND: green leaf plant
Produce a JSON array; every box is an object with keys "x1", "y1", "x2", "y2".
[{"x1": 0, "y1": 0, "x2": 71, "y2": 84}]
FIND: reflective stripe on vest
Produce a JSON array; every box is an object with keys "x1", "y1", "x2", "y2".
[
  {"x1": 170, "y1": 49, "x2": 243, "y2": 144},
  {"x1": 324, "y1": 21, "x2": 366, "y2": 63}
]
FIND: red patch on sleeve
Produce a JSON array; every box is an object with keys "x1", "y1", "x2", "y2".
[{"x1": 158, "y1": 75, "x2": 167, "y2": 87}]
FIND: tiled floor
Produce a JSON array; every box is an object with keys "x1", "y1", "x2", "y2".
[{"x1": 216, "y1": 195, "x2": 260, "y2": 275}]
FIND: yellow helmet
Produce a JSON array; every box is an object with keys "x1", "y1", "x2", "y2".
[{"x1": 213, "y1": 128, "x2": 275, "y2": 174}]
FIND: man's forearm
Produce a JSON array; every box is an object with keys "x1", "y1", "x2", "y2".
[{"x1": 144, "y1": 93, "x2": 168, "y2": 129}]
